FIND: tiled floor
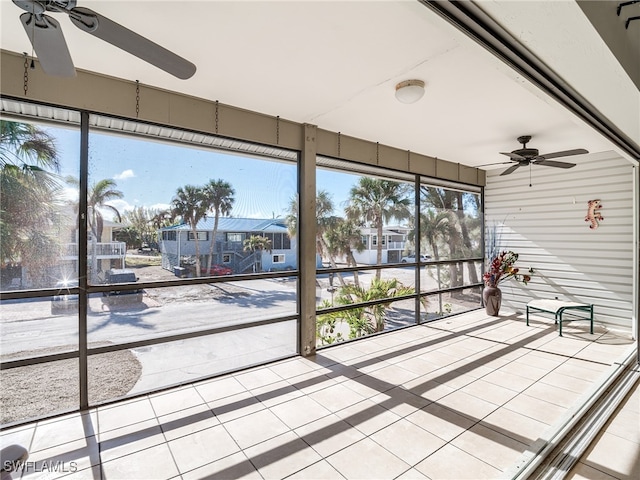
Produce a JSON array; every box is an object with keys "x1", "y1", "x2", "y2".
[
  {"x1": 566, "y1": 366, "x2": 640, "y2": 480},
  {"x1": 1, "y1": 309, "x2": 636, "y2": 479}
]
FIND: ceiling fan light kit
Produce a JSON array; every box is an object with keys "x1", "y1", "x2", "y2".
[
  {"x1": 395, "y1": 79, "x2": 425, "y2": 104},
  {"x1": 12, "y1": 0, "x2": 196, "y2": 79}
]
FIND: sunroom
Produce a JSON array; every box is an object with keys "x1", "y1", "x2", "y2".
[{"x1": 0, "y1": 1, "x2": 638, "y2": 479}]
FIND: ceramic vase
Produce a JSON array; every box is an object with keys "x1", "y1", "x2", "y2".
[{"x1": 483, "y1": 285, "x2": 502, "y2": 316}]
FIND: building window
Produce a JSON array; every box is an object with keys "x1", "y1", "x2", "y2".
[
  {"x1": 188, "y1": 232, "x2": 208, "y2": 241},
  {"x1": 274, "y1": 233, "x2": 282, "y2": 249},
  {"x1": 372, "y1": 235, "x2": 386, "y2": 247},
  {"x1": 226, "y1": 233, "x2": 243, "y2": 243},
  {"x1": 273, "y1": 254, "x2": 285, "y2": 263},
  {"x1": 162, "y1": 231, "x2": 176, "y2": 241},
  {"x1": 222, "y1": 254, "x2": 231, "y2": 263}
]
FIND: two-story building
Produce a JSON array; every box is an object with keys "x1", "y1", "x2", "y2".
[
  {"x1": 159, "y1": 217, "x2": 297, "y2": 275},
  {"x1": 351, "y1": 226, "x2": 411, "y2": 265},
  {"x1": 57, "y1": 206, "x2": 127, "y2": 283},
  {"x1": 3, "y1": 206, "x2": 126, "y2": 289}
]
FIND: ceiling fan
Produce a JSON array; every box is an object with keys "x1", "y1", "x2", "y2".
[
  {"x1": 12, "y1": 0, "x2": 196, "y2": 79},
  {"x1": 482, "y1": 135, "x2": 588, "y2": 176}
]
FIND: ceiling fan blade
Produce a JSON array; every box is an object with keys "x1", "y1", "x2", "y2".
[
  {"x1": 68, "y1": 7, "x2": 196, "y2": 79},
  {"x1": 500, "y1": 164, "x2": 521, "y2": 176},
  {"x1": 500, "y1": 151, "x2": 526, "y2": 161},
  {"x1": 533, "y1": 159, "x2": 576, "y2": 169},
  {"x1": 476, "y1": 161, "x2": 514, "y2": 168},
  {"x1": 538, "y1": 148, "x2": 588, "y2": 160},
  {"x1": 19, "y1": 12, "x2": 75, "y2": 77}
]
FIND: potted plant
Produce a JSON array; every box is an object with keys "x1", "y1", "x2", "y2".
[{"x1": 483, "y1": 251, "x2": 533, "y2": 316}]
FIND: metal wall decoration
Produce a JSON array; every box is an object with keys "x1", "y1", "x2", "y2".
[{"x1": 585, "y1": 199, "x2": 604, "y2": 229}]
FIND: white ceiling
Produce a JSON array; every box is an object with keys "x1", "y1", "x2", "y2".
[{"x1": 1, "y1": 0, "x2": 636, "y2": 171}]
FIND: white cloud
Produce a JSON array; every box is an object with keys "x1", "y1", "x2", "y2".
[
  {"x1": 61, "y1": 187, "x2": 79, "y2": 202},
  {"x1": 148, "y1": 203, "x2": 171, "y2": 212},
  {"x1": 101, "y1": 199, "x2": 133, "y2": 221},
  {"x1": 113, "y1": 169, "x2": 135, "y2": 180},
  {"x1": 99, "y1": 201, "x2": 173, "y2": 222}
]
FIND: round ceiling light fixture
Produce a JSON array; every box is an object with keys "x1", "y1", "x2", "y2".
[{"x1": 395, "y1": 79, "x2": 425, "y2": 104}]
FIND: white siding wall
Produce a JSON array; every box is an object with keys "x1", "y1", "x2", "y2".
[{"x1": 484, "y1": 151, "x2": 635, "y2": 333}]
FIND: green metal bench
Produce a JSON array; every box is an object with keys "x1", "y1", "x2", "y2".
[{"x1": 526, "y1": 299, "x2": 594, "y2": 336}]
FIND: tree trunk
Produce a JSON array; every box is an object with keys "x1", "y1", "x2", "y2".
[
  {"x1": 207, "y1": 215, "x2": 220, "y2": 274},
  {"x1": 347, "y1": 251, "x2": 360, "y2": 287},
  {"x1": 455, "y1": 191, "x2": 479, "y2": 285},
  {"x1": 193, "y1": 226, "x2": 202, "y2": 277},
  {"x1": 319, "y1": 236, "x2": 346, "y2": 286},
  {"x1": 375, "y1": 221, "x2": 383, "y2": 280}
]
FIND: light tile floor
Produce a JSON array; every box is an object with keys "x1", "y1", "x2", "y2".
[
  {"x1": 566, "y1": 365, "x2": 640, "y2": 480},
  {"x1": 1, "y1": 309, "x2": 636, "y2": 479}
]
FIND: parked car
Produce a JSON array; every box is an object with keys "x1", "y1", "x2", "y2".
[
  {"x1": 137, "y1": 243, "x2": 152, "y2": 254},
  {"x1": 51, "y1": 279, "x2": 79, "y2": 315},
  {"x1": 204, "y1": 264, "x2": 233, "y2": 276},
  {"x1": 400, "y1": 254, "x2": 431, "y2": 263},
  {"x1": 101, "y1": 269, "x2": 143, "y2": 305}
]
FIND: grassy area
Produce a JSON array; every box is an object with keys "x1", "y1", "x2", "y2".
[{"x1": 126, "y1": 255, "x2": 162, "y2": 268}]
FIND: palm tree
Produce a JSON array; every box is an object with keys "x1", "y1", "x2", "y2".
[
  {"x1": 454, "y1": 191, "x2": 480, "y2": 284},
  {"x1": 66, "y1": 177, "x2": 124, "y2": 241},
  {"x1": 285, "y1": 190, "x2": 342, "y2": 276},
  {"x1": 171, "y1": 185, "x2": 207, "y2": 276},
  {"x1": 284, "y1": 196, "x2": 298, "y2": 240},
  {"x1": 203, "y1": 179, "x2": 235, "y2": 274},
  {"x1": 345, "y1": 178, "x2": 411, "y2": 279},
  {"x1": 420, "y1": 208, "x2": 450, "y2": 313},
  {"x1": 73, "y1": 177, "x2": 124, "y2": 280},
  {"x1": 327, "y1": 277, "x2": 415, "y2": 337},
  {"x1": 1, "y1": 121, "x2": 60, "y2": 172},
  {"x1": 243, "y1": 235, "x2": 272, "y2": 272},
  {"x1": 113, "y1": 225, "x2": 140, "y2": 249},
  {"x1": 420, "y1": 209, "x2": 450, "y2": 261},
  {"x1": 421, "y1": 186, "x2": 481, "y2": 291},
  {"x1": 315, "y1": 190, "x2": 341, "y2": 268},
  {"x1": 324, "y1": 218, "x2": 365, "y2": 286},
  {"x1": 150, "y1": 208, "x2": 173, "y2": 230},
  {"x1": 1, "y1": 120, "x2": 61, "y2": 287},
  {"x1": 87, "y1": 179, "x2": 123, "y2": 241},
  {"x1": 147, "y1": 208, "x2": 174, "y2": 250},
  {"x1": 122, "y1": 206, "x2": 172, "y2": 249}
]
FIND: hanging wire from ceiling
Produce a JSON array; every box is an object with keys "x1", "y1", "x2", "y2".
[
  {"x1": 22, "y1": 52, "x2": 29, "y2": 96},
  {"x1": 135, "y1": 80, "x2": 140, "y2": 118},
  {"x1": 214, "y1": 100, "x2": 219, "y2": 134}
]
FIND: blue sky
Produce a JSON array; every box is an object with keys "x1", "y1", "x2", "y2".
[{"x1": 52, "y1": 125, "x2": 360, "y2": 221}]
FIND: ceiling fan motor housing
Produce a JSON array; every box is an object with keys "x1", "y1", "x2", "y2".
[
  {"x1": 514, "y1": 147, "x2": 539, "y2": 158},
  {"x1": 12, "y1": 1, "x2": 76, "y2": 14}
]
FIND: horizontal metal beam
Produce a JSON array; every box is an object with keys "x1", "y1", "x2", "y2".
[
  {"x1": 0, "y1": 315, "x2": 297, "y2": 371},
  {"x1": 0, "y1": 50, "x2": 486, "y2": 186}
]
